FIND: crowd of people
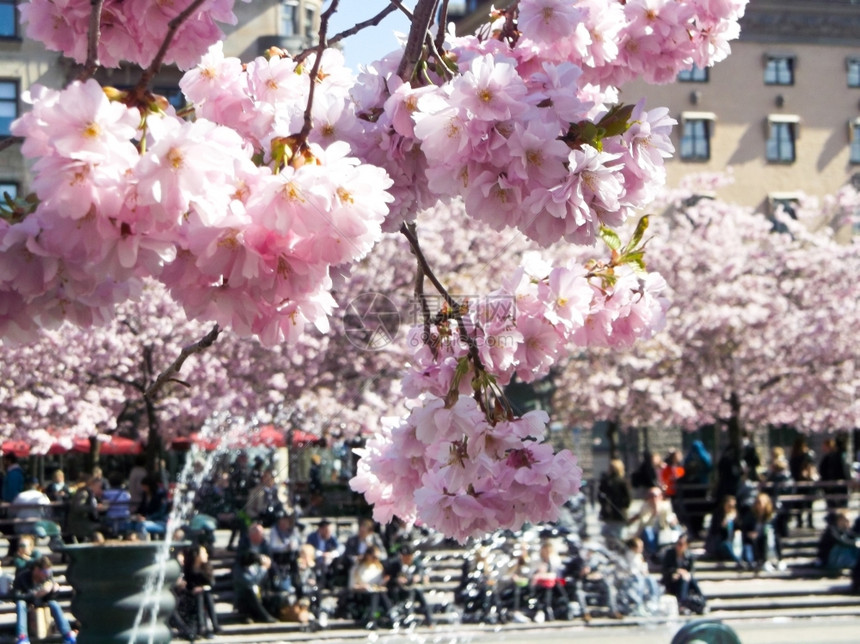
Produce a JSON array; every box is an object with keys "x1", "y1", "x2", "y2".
[{"x1": 0, "y1": 435, "x2": 857, "y2": 639}]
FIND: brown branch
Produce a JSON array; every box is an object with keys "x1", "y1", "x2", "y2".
[
  {"x1": 0, "y1": 137, "x2": 23, "y2": 153},
  {"x1": 435, "y1": 0, "x2": 449, "y2": 54},
  {"x1": 399, "y1": 222, "x2": 484, "y2": 372},
  {"x1": 78, "y1": 0, "x2": 105, "y2": 81},
  {"x1": 294, "y1": 0, "x2": 339, "y2": 152},
  {"x1": 135, "y1": 0, "x2": 209, "y2": 96},
  {"x1": 326, "y1": 5, "x2": 399, "y2": 53},
  {"x1": 144, "y1": 324, "x2": 220, "y2": 400},
  {"x1": 397, "y1": 0, "x2": 438, "y2": 81}
]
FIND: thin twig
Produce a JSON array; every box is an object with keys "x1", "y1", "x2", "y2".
[
  {"x1": 78, "y1": 0, "x2": 105, "y2": 81},
  {"x1": 399, "y1": 222, "x2": 484, "y2": 372},
  {"x1": 407, "y1": 223, "x2": 435, "y2": 355},
  {"x1": 294, "y1": 0, "x2": 339, "y2": 150},
  {"x1": 435, "y1": 0, "x2": 449, "y2": 53},
  {"x1": 144, "y1": 324, "x2": 221, "y2": 400},
  {"x1": 325, "y1": 5, "x2": 399, "y2": 52},
  {"x1": 397, "y1": 0, "x2": 438, "y2": 81},
  {"x1": 135, "y1": 0, "x2": 209, "y2": 97}
]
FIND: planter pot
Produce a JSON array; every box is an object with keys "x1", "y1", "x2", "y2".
[{"x1": 62, "y1": 542, "x2": 184, "y2": 644}]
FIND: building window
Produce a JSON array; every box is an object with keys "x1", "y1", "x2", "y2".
[
  {"x1": 678, "y1": 65, "x2": 708, "y2": 83},
  {"x1": 0, "y1": 0, "x2": 16, "y2": 39},
  {"x1": 766, "y1": 117, "x2": 798, "y2": 163},
  {"x1": 0, "y1": 181, "x2": 17, "y2": 200},
  {"x1": 281, "y1": 1, "x2": 298, "y2": 36},
  {"x1": 764, "y1": 56, "x2": 794, "y2": 85},
  {"x1": 304, "y1": 6, "x2": 315, "y2": 39},
  {"x1": 0, "y1": 80, "x2": 17, "y2": 136},
  {"x1": 851, "y1": 121, "x2": 860, "y2": 163},
  {"x1": 848, "y1": 58, "x2": 860, "y2": 88},
  {"x1": 679, "y1": 115, "x2": 714, "y2": 160}
]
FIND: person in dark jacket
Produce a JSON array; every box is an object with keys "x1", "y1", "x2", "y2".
[
  {"x1": 679, "y1": 440, "x2": 713, "y2": 538},
  {"x1": 180, "y1": 543, "x2": 221, "y2": 637},
  {"x1": 233, "y1": 523, "x2": 277, "y2": 623},
  {"x1": 384, "y1": 544, "x2": 433, "y2": 626},
  {"x1": 661, "y1": 532, "x2": 706, "y2": 615},
  {"x1": 598, "y1": 459, "x2": 631, "y2": 543},
  {"x1": 819, "y1": 438, "x2": 851, "y2": 510},
  {"x1": 817, "y1": 509, "x2": 859, "y2": 570},
  {"x1": 66, "y1": 475, "x2": 105, "y2": 543},
  {"x1": 789, "y1": 436, "x2": 817, "y2": 529},
  {"x1": 13, "y1": 556, "x2": 76, "y2": 644}
]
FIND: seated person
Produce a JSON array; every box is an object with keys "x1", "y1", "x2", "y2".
[
  {"x1": 66, "y1": 475, "x2": 106, "y2": 543},
  {"x1": 181, "y1": 544, "x2": 221, "y2": 638},
  {"x1": 741, "y1": 491, "x2": 779, "y2": 570},
  {"x1": 295, "y1": 544, "x2": 323, "y2": 623},
  {"x1": 100, "y1": 471, "x2": 132, "y2": 538},
  {"x1": 661, "y1": 532, "x2": 707, "y2": 615},
  {"x1": 306, "y1": 519, "x2": 341, "y2": 590},
  {"x1": 13, "y1": 556, "x2": 77, "y2": 644},
  {"x1": 623, "y1": 537, "x2": 662, "y2": 616},
  {"x1": 384, "y1": 544, "x2": 433, "y2": 626},
  {"x1": 13, "y1": 535, "x2": 41, "y2": 573},
  {"x1": 818, "y1": 509, "x2": 859, "y2": 571},
  {"x1": 455, "y1": 546, "x2": 502, "y2": 623},
  {"x1": 337, "y1": 518, "x2": 385, "y2": 584},
  {"x1": 628, "y1": 487, "x2": 679, "y2": 557},
  {"x1": 705, "y1": 495, "x2": 749, "y2": 569},
  {"x1": 348, "y1": 546, "x2": 393, "y2": 629},
  {"x1": 499, "y1": 550, "x2": 532, "y2": 620},
  {"x1": 530, "y1": 540, "x2": 568, "y2": 622},
  {"x1": 246, "y1": 470, "x2": 288, "y2": 528},
  {"x1": 131, "y1": 476, "x2": 169, "y2": 540},
  {"x1": 564, "y1": 544, "x2": 621, "y2": 623},
  {"x1": 268, "y1": 511, "x2": 302, "y2": 590},
  {"x1": 232, "y1": 523, "x2": 277, "y2": 624}
]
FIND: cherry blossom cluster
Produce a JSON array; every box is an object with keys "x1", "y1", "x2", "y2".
[
  {"x1": 351, "y1": 240, "x2": 668, "y2": 539},
  {"x1": 19, "y1": 0, "x2": 241, "y2": 69},
  {"x1": 343, "y1": 0, "x2": 746, "y2": 243},
  {"x1": 516, "y1": 0, "x2": 747, "y2": 87},
  {"x1": 3, "y1": 76, "x2": 392, "y2": 344},
  {"x1": 351, "y1": 400, "x2": 580, "y2": 542},
  {"x1": 0, "y1": 0, "x2": 750, "y2": 539}
]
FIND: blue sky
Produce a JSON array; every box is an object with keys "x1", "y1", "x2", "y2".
[{"x1": 327, "y1": 1, "x2": 416, "y2": 70}]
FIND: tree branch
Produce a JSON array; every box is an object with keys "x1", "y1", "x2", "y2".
[
  {"x1": 144, "y1": 324, "x2": 220, "y2": 400},
  {"x1": 78, "y1": 0, "x2": 105, "y2": 81},
  {"x1": 134, "y1": 0, "x2": 209, "y2": 97},
  {"x1": 399, "y1": 222, "x2": 484, "y2": 372},
  {"x1": 325, "y1": 4, "x2": 400, "y2": 54},
  {"x1": 397, "y1": 0, "x2": 438, "y2": 81},
  {"x1": 294, "y1": 0, "x2": 339, "y2": 153}
]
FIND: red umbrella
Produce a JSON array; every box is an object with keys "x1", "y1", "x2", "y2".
[
  {"x1": 2, "y1": 440, "x2": 30, "y2": 458},
  {"x1": 99, "y1": 436, "x2": 142, "y2": 456},
  {"x1": 172, "y1": 433, "x2": 220, "y2": 452},
  {"x1": 251, "y1": 425, "x2": 286, "y2": 448},
  {"x1": 291, "y1": 429, "x2": 319, "y2": 446},
  {"x1": 49, "y1": 437, "x2": 91, "y2": 455}
]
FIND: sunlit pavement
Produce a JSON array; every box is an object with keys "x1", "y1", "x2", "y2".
[{"x1": 204, "y1": 615, "x2": 860, "y2": 644}]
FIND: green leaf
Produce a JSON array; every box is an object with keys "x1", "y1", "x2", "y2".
[
  {"x1": 624, "y1": 215, "x2": 650, "y2": 253},
  {"x1": 600, "y1": 226, "x2": 622, "y2": 251}
]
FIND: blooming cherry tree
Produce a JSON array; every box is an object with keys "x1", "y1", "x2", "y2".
[
  {"x1": 0, "y1": 0, "x2": 749, "y2": 540},
  {"x1": 552, "y1": 176, "x2": 860, "y2": 457}
]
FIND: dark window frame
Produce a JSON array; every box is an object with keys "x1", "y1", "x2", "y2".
[
  {"x1": 679, "y1": 118, "x2": 712, "y2": 161},
  {"x1": 0, "y1": 78, "x2": 18, "y2": 137},
  {"x1": 764, "y1": 55, "x2": 795, "y2": 86},
  {"x1": 766, "y1": 120, "x2": 796, "y2": 163},
  {"x1": 0, "y1": 0, "x2": 18, "y2": 40},
  {"x1": 677, "y1": 65, "x2": 709, "y2": 83}
]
